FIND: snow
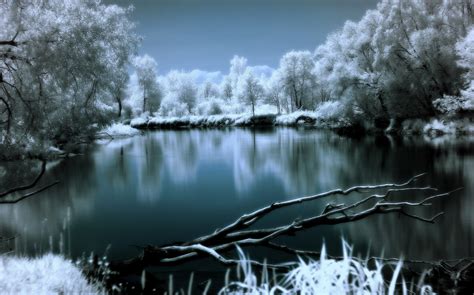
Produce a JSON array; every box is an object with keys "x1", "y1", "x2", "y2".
[
  {"x1": 100, "y1": 122, "x2": 140, "y2": 137},
  {"x1": 130, "y1": 117, "x2": 148, "y2": 128},
  {"x1": 0, "y1": 254, "x2": 102, "y2": 294},
  {"x1": 275, "y1": 111, "x2": 318, "y2": 125}
]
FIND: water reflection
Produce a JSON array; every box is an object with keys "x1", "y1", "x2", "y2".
[{"x1": 0, "y1": 129, "x2": 472, "y2": 261}]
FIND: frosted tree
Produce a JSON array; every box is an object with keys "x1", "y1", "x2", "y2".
[
  {"x1": 457, "y1": 27, "x2": 474, "y2": 83},
  {"x1": 369, "y1": 0, "x2": 471, "y2": 117},
  {"x1": 314, "y1": 10, "x2": 387, "y2": 120},
  {"x1": 0, "y1": 0, "x2": 138, "y2": 143},
  {"x1": 229, "y1": 55, "x2": 248, "y2": 96},
  {"x1": 238, "y1": 70, "x2": 264, "y2": 116},
  {"x1": 133, "y1": 55, "x2": 162, "y2": 114},
  {"x1": 264, "y1": 71, "x2": 285, "y2": 114},
  {"x1": 279, "y1": 51, "x2": 316, "y2": 111},
  {"x1": 313, "y1": 0, "x2": 473, "y2": 120},
  {"x1": 165, "y1": 71, "x2": 198, "y2": 114},
  {"x1": 201, "y1": 81, "x2": 220, "y2": 98},
  {"x1": 222, "y1": 77, "x2": 233, "y2": 101}
]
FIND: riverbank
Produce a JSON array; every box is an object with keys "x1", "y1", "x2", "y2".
[
  {"x1": 129, "y1": 112, "x2": 474, "y2": 137},
  {"x1": 1, "y1": 112, "x2": 472, "y2": 161}
]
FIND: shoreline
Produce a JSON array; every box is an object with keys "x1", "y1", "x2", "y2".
[
  {"x1": 1, "y1": 114, "x2": 472, "y2": 162},
  {"x1": 129, "y1": 113, "x2": 474, "y2": 137}
]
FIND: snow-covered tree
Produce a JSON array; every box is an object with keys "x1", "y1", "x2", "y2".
[
  {"x1": 237, "y1": 70, "x2": 264, "y2": 116},
  {"x1": 162, "y1": 71, "x2": 198, "y2": 114},
  {"x1": 133, "y1": 55, "x2": 161, "y2": 114},
  {"x1": 221, "y1": 77, "x2": 233, "y2": 101},
  {"x1": 264, "y1": 71, "x2": 285, "y2": 114},
  {"x1": 0, "y1": 0, "x2": 138, "y2": 143},
  {"x1": 201, "y1": 81, "x2": 220, "y2": 99},
  {"x1": 457, "y1": 27, "x2": 474, "y2": 82},
  {"x1": 313, "y1": 0, "x2": 473, "y2": 120},
  {"x1": 279, "y1": 51, "x2": 316, "y2": 111}
]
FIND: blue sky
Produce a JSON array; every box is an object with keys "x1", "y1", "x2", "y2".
[{"x1": 107, "y1": 0, "x2": 379, "y2": 74}]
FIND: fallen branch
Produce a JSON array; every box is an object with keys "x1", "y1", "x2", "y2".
[
  {"x1": 0, "y1": 159, "x2": 47, "y2": 198},
  {"x1": 110, "y1": 174, "x2": 460, "y2": 275},
  {"x1": 0, "y1": 181, "x2": 59, "y2": 204}
]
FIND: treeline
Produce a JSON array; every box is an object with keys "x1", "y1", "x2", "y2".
[
  {"x1": 126, "y1": 0, "x2": 473, "y2": 125},
  {"x1": 1, "y1": 0, "x2": 473, "y2": 154}
]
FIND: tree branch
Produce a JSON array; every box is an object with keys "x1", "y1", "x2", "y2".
[
  {"x1": 109, "y1": 175, "x2": 460, "y2": 275},
  {"x1": 0, "y1": 160, "x2": 47, "y2": 198}
]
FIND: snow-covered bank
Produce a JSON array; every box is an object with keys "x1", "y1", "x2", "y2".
[
  {"x1": 129, "y1": 111, "x2": 474, "y2": 139},
  {"x1": 97, "y1": 122, "x2": 141, "y2": 139},
  {"x1": 0, "y1": 254, "x2": 102, "y2": 294}
]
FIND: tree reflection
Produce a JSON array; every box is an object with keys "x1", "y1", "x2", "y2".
[{"x1": 0, "y1": 129, "x2": 472, "y2": 261}]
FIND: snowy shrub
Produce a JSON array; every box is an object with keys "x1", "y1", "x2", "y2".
[
  {"x1": 159, "y1": 94, "x2": 190, "y2": 117},
  {"x1": 314, "y1": 100, "x2": 345, "y2": 120},
  {"x1": 196, "y1": 97, "x2": 225, "y2": 116},
  {"x1": 100, "y1": 123, "x2": 140, "y2": 138},
  {"x1": 0, "y1": 254, "x2": 103, "y2": 294},
  {"x1": 433, "y1": 95, "x2": 473, "y2": 115},
  {"x1": 275, "y1": 111, "x2": 318, "y2": 125}
]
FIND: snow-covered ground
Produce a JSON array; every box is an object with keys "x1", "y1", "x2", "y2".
[
  {"x1": 126, "y1": 100, "x2": 474, "y2": 138},
  {"x1": 0, "y1": 254, "x2": 102, "y2": 294},
  {"x1": 98, "y1": 122, "x2": 141, "y2": 138}
]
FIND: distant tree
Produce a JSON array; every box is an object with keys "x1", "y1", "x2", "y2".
[
  {"x1": 279, "y1": 51, "x2": 316, "y2": 111},
  {"x1": 165, "y1": 71, "x2": 197, "y2": 114},
  {"x1": 229, "y1": 55, "x2": 248, "y2": 96},
  {"x1": 238, "y1": 70, "x2": 264, "y2": 116},
  {"x1": 222, "y1": 77, "x2": 233, "y2": 101},
  {"x1": 264, "y1": 71, "x2": 285, "y2": 114},
  {"x1": 133, "y1": 55, "x2": 161, "y2": 114},
  {"x1": 201, "y1": 81, "x2": 219, "y2": 98}
]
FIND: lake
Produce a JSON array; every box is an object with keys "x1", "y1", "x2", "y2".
[{"x1": 0, "y1": 128, "x2": 473, "y2": 264}]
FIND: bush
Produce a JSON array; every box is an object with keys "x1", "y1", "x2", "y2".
[
  {"x1": 159, "y1": 94, "x2": 190, "y2": 117},
  {"x1": 433, "y1": 95, "x2": 472, "y2": 115},
  {"x1": 196, "y1": 97, "x2": 224, "y2": 116}
]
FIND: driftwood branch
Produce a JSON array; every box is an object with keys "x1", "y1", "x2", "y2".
[{"x1": 110, "y1": 174, "x2": 460, "y2": 274}]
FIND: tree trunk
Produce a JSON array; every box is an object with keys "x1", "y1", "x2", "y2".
[
  {"x1": 116, "y1": 96, "x2": 122, "y2": 118},
  {"x1": 142, "y1": 87, "x2": 147, "y2": 113},
  {"x1": 377, "y1": 92, "x2": 390, "y2": 118}
]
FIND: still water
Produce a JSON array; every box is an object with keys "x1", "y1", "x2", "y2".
[{"x1": 0, "y1": 128, "x2": 473, "y2": 262}]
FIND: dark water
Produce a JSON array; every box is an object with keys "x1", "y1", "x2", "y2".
[{"x1": 0, "y1": 128, "x2": 473, "y2": 263}]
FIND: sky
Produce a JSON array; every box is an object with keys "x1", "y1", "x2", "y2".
[{"x1": 106, "y1": 0, "x2": 379, "y2": 74}]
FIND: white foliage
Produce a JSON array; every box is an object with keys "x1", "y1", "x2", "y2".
[
  {"x1": 101, "y1": 123, "x2": 140, "y2": 137},
  {"x1": 0, "y1": 254, "x2": 102, "y2": 294}
]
